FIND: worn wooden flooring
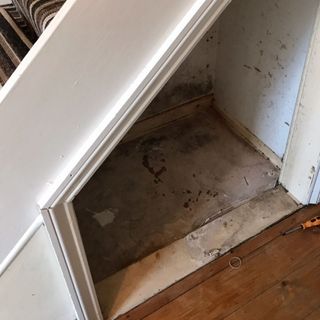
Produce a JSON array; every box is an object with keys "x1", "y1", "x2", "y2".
[{"x1": 121, "y1": 205, "x2": 320, "y2": 320}]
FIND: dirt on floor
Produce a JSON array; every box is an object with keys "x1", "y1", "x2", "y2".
[{"x1": 73, "y1": 107, "x2": 279, "y2": 283}]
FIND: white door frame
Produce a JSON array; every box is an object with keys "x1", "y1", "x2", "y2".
[
  {"x1": 39, "y1": 1, "x2": 232, "y2": 319},
  {"x1": 279, "y1": 1, "x2": 320, "y2": 205},
  {"x1": 41, "y1": 206, "x2": 102, "y2": 320},
  {"x1": 310, "y1": 168, "x2": 320, "y2": 204}
]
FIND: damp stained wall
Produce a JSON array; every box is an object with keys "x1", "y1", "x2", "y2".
[
  {"x1": 214, "y1": 0, "x2": 319, "y2": 158},
  {"x1": 146, "y1": 0, "x2": 318, "y2": 159},
  {"x1": 144, "y1": 21, "x2": 219, "y2": 118}
]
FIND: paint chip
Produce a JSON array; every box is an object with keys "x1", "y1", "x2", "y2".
[{"x1": 91, "y1": 209, "x2": 117, "y2": 227}]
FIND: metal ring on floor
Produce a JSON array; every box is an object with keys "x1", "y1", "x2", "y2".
[{"x1": 229, "y1": 256, "x2": 242, "y2": 269}]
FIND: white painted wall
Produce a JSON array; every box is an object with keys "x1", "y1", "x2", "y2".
[
  {"x1": 0, "y1": 226, "x2": 75, "y2": 320},
  {"x1": 214, "y1": 0, "x2": 319, "y2": 158}
]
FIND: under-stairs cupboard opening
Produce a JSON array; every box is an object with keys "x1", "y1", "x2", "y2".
[{"x1": 64, "y1": 0, "x2": 319, "y2": 319}]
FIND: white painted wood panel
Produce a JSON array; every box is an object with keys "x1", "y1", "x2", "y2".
[
  {"x1": 0, "y1": 0, "x2": 228, "y2": 317},
  {"x1": 0, "y1": 225, "x2": 76, "y2": 320},
  {"x1": 0, "y1": 0, "x2": 210, "y2": 262}
]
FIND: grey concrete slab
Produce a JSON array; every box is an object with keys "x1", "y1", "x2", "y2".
[{"x1": 74, "y1": 107, "x2": 279, "y2": 283}]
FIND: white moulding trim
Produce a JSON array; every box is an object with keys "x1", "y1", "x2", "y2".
[{"x1": 0, "y1": 214, "x2": 43, "y2": 276}]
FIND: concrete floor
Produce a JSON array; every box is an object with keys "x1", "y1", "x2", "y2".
[
  {"x1": 95, "y1": 187, "x2": 298, "y2": 319},
  {"x1": 73, "y1": 107, "x2": 279, "y2": 283}
]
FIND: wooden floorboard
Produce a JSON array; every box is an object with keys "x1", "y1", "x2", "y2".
[
  {"x1": 224, "y1": 253, "x2": 320, "y2": 320},
  {"x1": 304, "y1": 307, "x2": 320, "y2": 320},
  {"x1": 120, "y1": 205, "x2": 320, "y2": 320}
]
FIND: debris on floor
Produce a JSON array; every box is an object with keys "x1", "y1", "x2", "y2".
[{"x1": 282, "y1": 215, "x2": 320, "y2": 235}]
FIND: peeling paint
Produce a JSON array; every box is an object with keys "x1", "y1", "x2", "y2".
[{"x1": 89, "y1": 208, "x2": 118, "y2": 227}]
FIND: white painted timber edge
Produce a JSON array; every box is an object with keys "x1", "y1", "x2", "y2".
[
  {"x1": 213, "y1": 104, "x2": 282, "y2": 169},
  {"x1": 39, "y1": 0, "x2": 232, "y2": 208},
  {"x1": 41, "y1": 208, "x2": 86, "y2": 320},
  {"x1": 0, "y1": 215, "x2": 43, "y2": 276},
  {"x1": 310, "y1": 168, "x2": 320, "y2": 204},
  {"x1": 46, "y1": 204, "x2": 102, "y2": 320},
  {"x1": 279, "y1": 2, "x2": 320, "y2": 204}
]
